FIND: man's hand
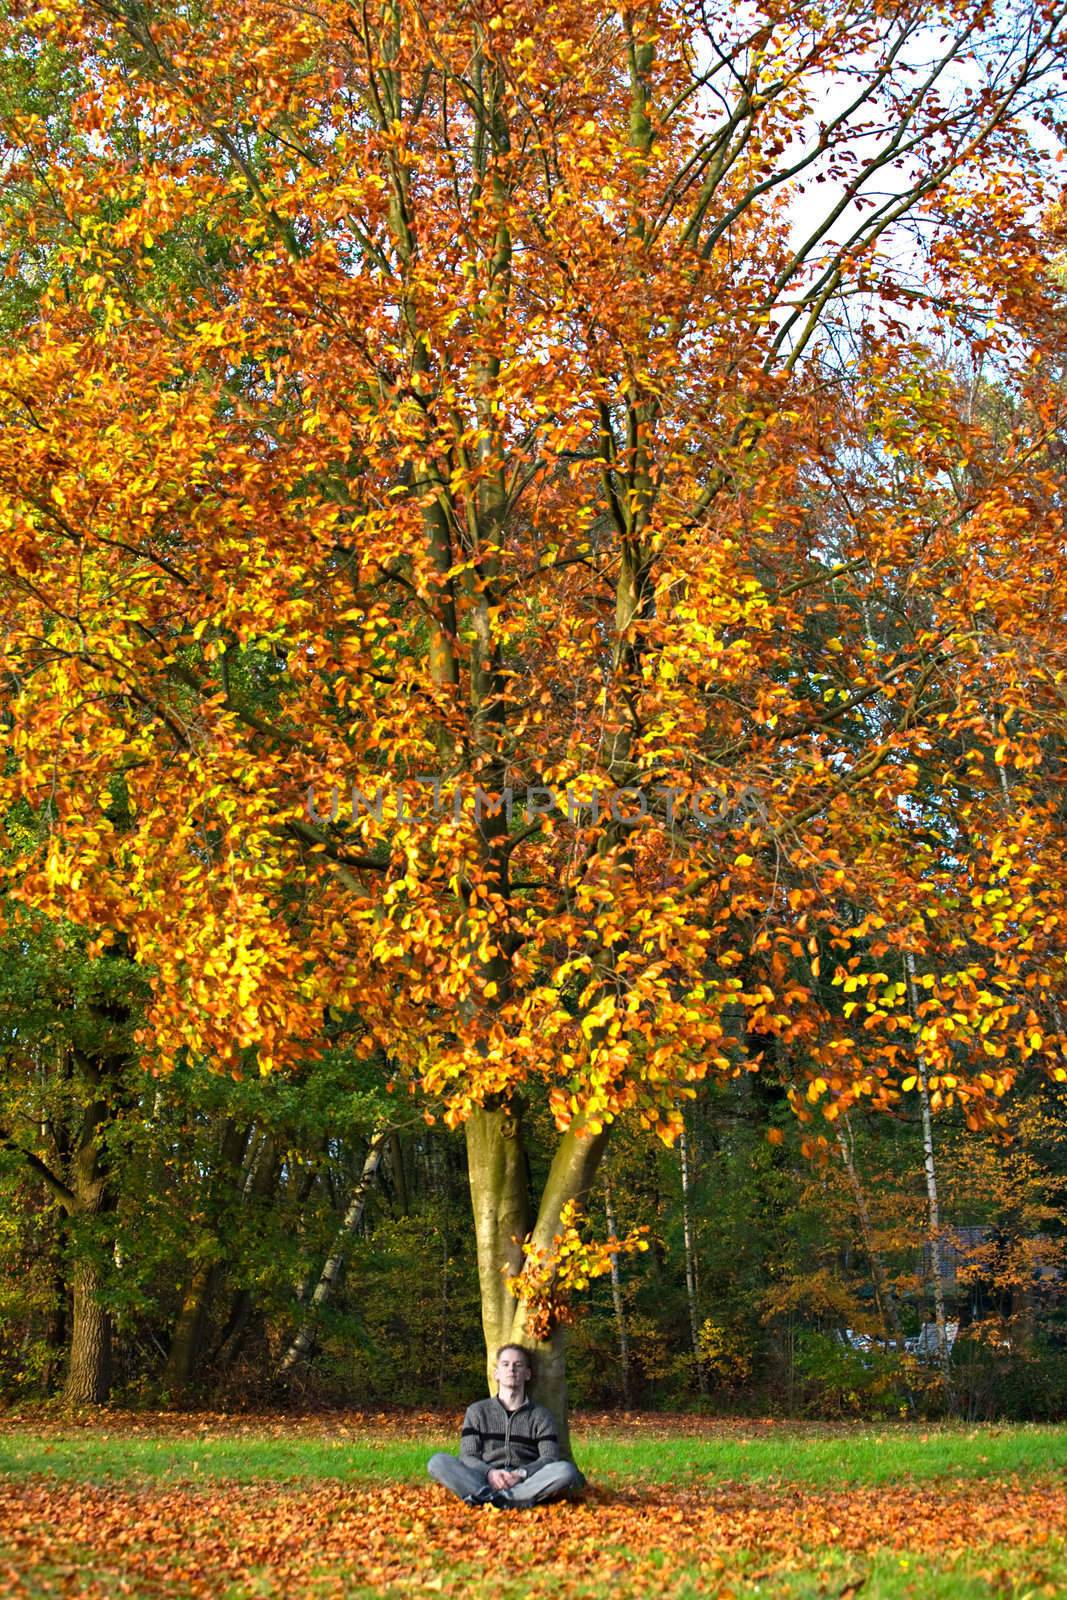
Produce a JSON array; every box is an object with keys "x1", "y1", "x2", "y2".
[{"x1": 487, "y1": 1469, "x2": 523, "y2": 1491}]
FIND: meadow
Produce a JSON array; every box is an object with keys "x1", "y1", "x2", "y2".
[{"x1": 2, "y1": 1412, "x2": 1065, "y2": 1598}]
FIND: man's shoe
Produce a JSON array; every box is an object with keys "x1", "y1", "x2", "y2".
[
  {"x1": 489, "y1": 1490, "x2": 519, "y2": 1510},
  {"x1": 462, "y1": 1489, "x2": 494, "y2": 1506}
]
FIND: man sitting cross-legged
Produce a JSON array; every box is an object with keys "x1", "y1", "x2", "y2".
[{"x1": 428, "y1": 1343, "x2": 585, "y2": 1509}]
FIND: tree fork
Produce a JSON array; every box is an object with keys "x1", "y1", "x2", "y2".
[
  {"x1": 507, "y1": 1116, "x2": 612, "y2": 1455},
  {"x1": 465, "y1": 1099, "x2": 531, "y2": 1375}
]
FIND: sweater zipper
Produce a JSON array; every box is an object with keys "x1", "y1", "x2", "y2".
[{"x1": 501, "y1": 1398, "x2": 525, "y2": 1468}]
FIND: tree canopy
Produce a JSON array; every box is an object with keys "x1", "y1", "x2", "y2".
[{"x1": 1, "y1": 0, "x2": 1065, "y2": 1409}]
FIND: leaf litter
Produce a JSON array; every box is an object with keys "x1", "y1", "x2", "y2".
[{"x1": 1, "y1": 1473, "x2": 1064, "y2": 1598}]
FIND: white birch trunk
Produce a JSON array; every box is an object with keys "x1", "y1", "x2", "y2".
[
  {"x1": 604, "y1": 1171, "x2": 633, "y2": 1406},
  {"x1": 277, "y1": 1127, "x2": 388, "y2": 1377},
  {"x1": 678, "y1": 1124, "x2": 706, "y2": 1392},
  {"x1": 905, "y1": 953, "x2": 952, "y2": 1385}
]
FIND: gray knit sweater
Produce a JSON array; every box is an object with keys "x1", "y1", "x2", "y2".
[{"x1": 459, "y1": 1396, "x2": 561, "y2": 1471}]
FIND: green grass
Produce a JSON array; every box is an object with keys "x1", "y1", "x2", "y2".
[
  {"x1": 421, "y1": 1543, "x2": 1067, "y2": 1600},
  {"x1": 8, "y1": 1540, "x2": 1066, "y2": 1600},
  {"x1": 743, "y1": 1543, "x2": 1066, "y2": 1600},
  {"x1": 1, "y1": 1421, "x2": 1064, "y2": 1486},
  {"x1": 583, "y1": 1423, "x2": 1067, "y2": 1486},
  {"x1": 0, "y1": 1431, "x2": 447, "y2": 1483}
]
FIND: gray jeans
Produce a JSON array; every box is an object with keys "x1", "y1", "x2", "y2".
[{"x1": 427, "y1": 1452, "x2": 585, "y2": 1506}]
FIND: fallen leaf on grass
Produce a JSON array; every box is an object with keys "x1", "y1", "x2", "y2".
[{"x1": 0, "y1": 1474, "x2": 1065, "y2": 1598}]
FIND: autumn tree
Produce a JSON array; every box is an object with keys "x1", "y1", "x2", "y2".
[
  {"x1": 0, "y1": 908, "x2": 144, "y2": 1403},
  {"x1": 1, "y1": 0, "x2": 1065, "y2": 1429}
]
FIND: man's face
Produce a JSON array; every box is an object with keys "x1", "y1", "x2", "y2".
[{"x1": 494, "y1": 1348, "x2": 531, "y2": 1392}]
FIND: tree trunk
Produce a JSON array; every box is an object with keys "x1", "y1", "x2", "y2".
[
  {"x1": 678, "y1": 1123, "x2": 706, "y2": 1393},
  {"x1": 292, "y1": 1142, "x2": 330, "y2": 1307},
  {"x1": 466, "y1": 1107, "x2": 610, "y2": 1459},
  {"x1": 437, "y1": 1224, "x2": 450, "y2": 1400},
  {"x1": 603, "y1": 1171, "x2": 633, "y2": 1406},
  {"x1": 60, "y1": 1053, "x2": 121, "y2": 1408},
  {"x1": 465, "y1": 1101, "x2": 532, "y2": 1369},
  {"x1": 906, "y1": 953, "x2": 952, "y2": 1388},
  {"x1": 162, "y1": 1263, "x2": 220, "y2": 1399},
  {"x1": 41, "y1": 1245, "x2": 68, "y2": 1395},
  {"x1": 64, "y1": 1257, "x2": 112, "y2": 1405},
  {"x1": 3, "y1": 1023, "x2": 129, "y2": 1407},
  {"x1": 161, "y1": 1118, "x2": 250, "y2": 1398},
  {"x1": 211, "y1": 1129, "x2": 280, "y2": 1374},
  {"x1": 278, "y1": 1127, "x2": 387, "y2": 1377},
  {"x1": 510, "y1": 1316, "x2": 571, "y2": 1441},
  {"x1": 212, "y1": 1290, "x2": 254, "y2": 1372},
  {"x1": 389, "y1": 1132, "x2": 409, "y2": 1216},
  {"x1": 836, "y1": 1116, "x2": 906, "y2": 1346}
]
